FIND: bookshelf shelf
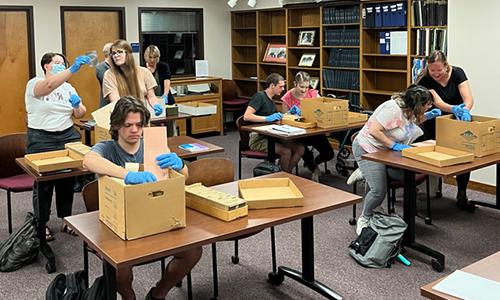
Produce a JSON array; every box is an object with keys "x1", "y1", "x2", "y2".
[
  {"x1": 323, "y1": 45, "x2": 360, "y2": 49},
  {"x1": 259, "y1": 62, "x2": 286, "y2": 67},
  {"x1": 323, "y1": 23, "x2": 359, "y2": 27},
  {"x1": 259, "y1": 34, "x2": 286, "y2": 37},
  {"x1": 234, "y1": 78, "x2": 257, "y2": 82},
  {"x1": 363, "y1": 53, "x2": 406, "y2": 57},
  {"x1": 288, "y1": 46, "x2": 321, "y2": 50},
  {"x1": 412, "y1": 26, "x2": 447, "y2": 29},
  {"x1": 233, "y1": 27, "x2": 256, "y2": 30},
  {"x1": 323, "y1": 88, "x2": 360, "y2": 93},
  {"x1": 233, "y1": 61, "x2": 257, "y2": 65},
  {"x1": 363, "y1": 89, "x2": 396, "y2": 96},
  {"x1": 363, "y1": 68, "x2": 407, "y2": 73},
  {"x1": 232, "y1": 44, "x2": 257, "y2": 48},
  {"x1": 323, "y1": 66, "x2": 359, "y2": 71},
  {"x1": 288, "y1": 26, "x2": 321, "y2": 29}
]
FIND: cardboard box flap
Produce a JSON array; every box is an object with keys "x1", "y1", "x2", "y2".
[{"x1": 92, "y1": 101, "x2": 117, "y2": 129}]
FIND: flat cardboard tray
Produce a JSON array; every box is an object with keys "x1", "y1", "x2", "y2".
[
  {"x1": 65, "y1": 142, "x2": 91, "y2": 156},
  {"x1": 24, "y1": 149, "x2": 83, "y2": 173},
  {"x1": 185, "y1": 183, "x2": 248, "y2": 221},
  {"x1": 178, "y1": 101, "x2": 217, "y2": 116},
  {"x1": 238, "y1": 178, "x2": 303, "y2": 209},
  {"x1": 402, "y1": 145, "x2": 474, "y2": 167},
  {"x1": 348, "y1": 112, "x2": 368, "y2": 124},
  {"x1": 282, "y1": 114, "x2": 316, "y2": 128}
]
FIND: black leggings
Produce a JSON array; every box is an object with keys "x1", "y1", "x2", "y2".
[{"x1": 299, "y1": 135, "x2": 335, "y2": 171}]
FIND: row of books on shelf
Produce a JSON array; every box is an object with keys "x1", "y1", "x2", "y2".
[
  {"x1": 412, "y1": 0, "x2": 447, "y2": 27},
  {"x1": 324, "y1": 29, "x2": 359, "y2": 46},
  {"x1": 323, "y1": 6, "x2": 360, "y2": 24},
  {"x1": 327, "y1": 48, "x2": 359, "y2": 68},
  {"x1": 415, "y1": 28, "x2": 447, "y2": 56},
  {"x1": 323, "y1": 69, "x2": 360, "y2": 91},
  {"x1": 363, "y1": 2, "x2": 407, "y2": 28},
  {"x1": 379, "y1": 31, "x2": 408, "y2": 55}
]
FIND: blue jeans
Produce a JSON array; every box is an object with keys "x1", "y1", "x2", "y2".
[{"x1": 352, "y1": 140, "x2": 403, "y2": 216}]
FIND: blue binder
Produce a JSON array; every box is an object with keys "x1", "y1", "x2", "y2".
[
  {"x1": 382, "y1": 5, "x2": 391, "y2": 27},
  {"x1": 379, "y1": 31, "x2": 390, "y2": 54},
  {"x1": 375, "y1": 5, "x2": 382, "y2": 27},
  {"x1": 390, "y1": 4, "x2": 398, "y2": 26},
  {"x1": 396, "y1": 2, "x2": 407, "y2": 27}
]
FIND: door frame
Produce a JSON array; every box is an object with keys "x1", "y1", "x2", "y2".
[
  {"x1": 0, "y1": 5, "x2": 35, "y2": 78},
  {"x1": 60, "y1": 6, "x2": 126, "y2": 55}
]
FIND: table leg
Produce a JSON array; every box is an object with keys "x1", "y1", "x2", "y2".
[
  {"x1": 186, "y1": 119, "x2": 192, "y2": 136},
  {"x1": 35, "y1": 182, "x2": 56, "y2": 273},
  {"x1": 84, "y1": 128, "x2": 91, "y2": 146},
  {"x1": 103, "y1": 260, "x2": 117, "y2": 300},
  {"x1": 267, "y1": 138, "x2": 276, "y2": 163},
  {"x1": 469, "y1": 163, "x2": 500, "y2": 209},
  {"x1": 402, "y1": 170, "x2": 445, "y2": 272},
  {"x1": 276, "y1": 216, "x2": 343, "y2": 300}
]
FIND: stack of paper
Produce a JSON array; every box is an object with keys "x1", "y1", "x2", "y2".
[{"x1": 270, "y1": 125, "x2": 306, "y2": 135}]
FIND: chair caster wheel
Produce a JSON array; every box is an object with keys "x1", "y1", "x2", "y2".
[
  {"x1": 231, "y1": 256, "x2": 239, "y2": 264},
  {"x1": 268, "y1": 272, "x2": 284, "y2": 286},
  {"x1": 431, "y1": 259, "x2": 445, "y2": 272},
  {"x1": 349, "y1": 218, "x2": 357, "y2": 225},
  {"x1": 424, "y1": 218, "x2": 432, "y2": 225}
]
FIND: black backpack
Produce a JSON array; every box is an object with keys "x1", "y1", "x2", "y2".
[
  {"x1": 0, "y1": 212, "x2": 40, "y2": 272},
  {"x1": 82, "y1": 276, "x2": 105, "y2": 300},
  {"x1": 253, "y1": 161, "x2": 282, "y2": 177},
  {"x1": 45, "y1": 270, "x2": 87, "y2": 300}
]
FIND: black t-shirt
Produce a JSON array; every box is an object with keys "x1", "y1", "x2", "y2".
[
  {"x1": 248, "y1": 91, "x2": 277, "y2": 116},
  {"x1": 153, "y1": 61, "x2": 175, "y2": 104},
  {"x1": 418, "y1": 66, "x2": 468, "y2": 106}
]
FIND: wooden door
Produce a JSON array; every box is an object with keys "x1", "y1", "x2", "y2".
[
  {"x1": 0, "y1": 7, "x2": 34, "y2": 135},
  {"x1": 62, "y1": 7, "x2": 124, "y2": 119}
]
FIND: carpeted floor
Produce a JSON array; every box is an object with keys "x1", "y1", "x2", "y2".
[{"x1": 0, "y1": 128, "x2": 498, "y2": 300}]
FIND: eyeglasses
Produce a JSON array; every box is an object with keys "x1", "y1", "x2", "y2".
[{"x1": 111, "y1": 49, "x2": 126, "y2": 57}]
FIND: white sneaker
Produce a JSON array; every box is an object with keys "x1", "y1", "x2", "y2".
[
  {"x1": 356, "y1": 215, "x2": 370, "y2": 235},
  {"x1": 347, "y1": 168, "x2": 364, "y2": 185},
  {"x1": 311, "y1": 167, "x2": 321, "y2": 182}
]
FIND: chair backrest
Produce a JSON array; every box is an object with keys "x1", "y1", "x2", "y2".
[
  {"x1": 222, "y1": 79, "x2": 239, "y2": 101},
  {"x1": 185, "y1": 157, "x2": 234, "y2": 187},
  {"x1": 82, "y1": 180, "x2": 99, "y2": 212},
  {"x1": 0, "y1": 132, "x2": 28, "y2": 179},
  {"x1": 236, "y1": 116, "x2": 251, "y2": 152}
]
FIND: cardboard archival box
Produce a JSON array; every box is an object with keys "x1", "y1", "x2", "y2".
[
  {"x1": 348, "y1": 112, "x2": 368, "y2": 124},
  {"x1": 281, "y1": 114, "x2": 316, "y2": 128},
  {"x1": 91, "y1": 101, "x2": 116, "y2": 144},
  {"x1": 402, "y1": 145, "x2": 474, "y2": 167},
  {"x1": 436, "y1": 115, "x2": 500, "y2": 157},
  {"x1": 24, "y1": 142, "x2": 90, "y2": 173},
  {"x1": 165, "y1": 104, "x2": 179, "y2": 116},
  {"x1": 301, "y1": 97, "x2": 348, "y2": 128},
  {"x1": 98, "y1": 169, "x2": 186, "y2": 240},
  {"x1": 178, "y1": 101, "x2": 217, "y2": 116},
  {"x1": 238, "y1": 178, "x2": 303, "y2": 209}
]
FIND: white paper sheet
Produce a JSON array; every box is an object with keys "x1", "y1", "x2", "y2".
[{"x1": 433, "y1": 270, "x2": 500, "y2": 300}]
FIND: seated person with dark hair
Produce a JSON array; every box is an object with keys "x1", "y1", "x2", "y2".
[
  {"x1": 243, "y1": 73, "x2": 305, "y2": 173},
  {"x1": 83, "y1": 96, "x2": 201, "y2": 300}
]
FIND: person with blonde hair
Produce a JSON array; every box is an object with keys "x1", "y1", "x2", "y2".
[
  {"x1": 417, "y1": 50, "x2": 474, "y2": 208},
  {"x1": 281, "y1": 71, "x2": 334, "y2": 182},
  {"x1": 103, "y1": 39, "x2": 163, "y2": 117},
  {"x1": 96, "y1": 42, "x2": 113, "y2": 107}
]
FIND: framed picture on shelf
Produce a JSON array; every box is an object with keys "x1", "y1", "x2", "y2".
[
  {"x1": 309, "y1": 77, "x2": 319, "y2": 89},
  {"x1": 262, "y1": 43, "x2": 286, "y2": 64},
  {"x1": 173, "y1": 33, "x2": 182, "y2": 44},
  {"x1": 298, "y1": 53, "x2": 316, "y2": 67},
  {"x1": 297, "y1": 30, "x2": 315, "y2": 46},
  {"x1": 174, "y1": 50, "x2": 184, "y2": 60}
]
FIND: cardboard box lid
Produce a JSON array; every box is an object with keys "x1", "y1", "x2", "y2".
[
  {"x1": 238, "y1": 178, "x2": 303, "y2": 201},
  {"x1": 91, "y1": 101, "x2": 117, "y2": 129}
]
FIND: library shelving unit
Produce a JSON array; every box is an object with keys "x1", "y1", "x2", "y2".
[
  {"x1": 286, "y1": 6, "x2": 321, "y2": 92},
  {"x1": 321, "y1": 2, "x2": 361, "y2": 106},
  {"x1": 231, "y1": 11, "x2": 258, "y2": 98}
]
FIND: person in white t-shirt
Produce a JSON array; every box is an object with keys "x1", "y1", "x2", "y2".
[
  {"x1": 352, "y1": 85, "x2": 441, "y2": 235},
  {"x1": 25, "y1": 52, "x2": 91, "y2": 241}
]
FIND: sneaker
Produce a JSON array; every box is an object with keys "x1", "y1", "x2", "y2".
[
  {"x1": 311, "y1": 168, "x2": 321, "y2": 182},
  {"x1": 356, "y1": 215, "x2": 370, "y2": 235},
  {"x1": 347, "y1": 168, "x2": 364, "y2": 185}
]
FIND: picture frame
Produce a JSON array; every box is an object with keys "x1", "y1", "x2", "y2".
[
  {"x1": 297, "y1": 30, "x2": 315, "y2": 46},
  {"x1": 262, "y1": 43, "x2": 287, "y2": 64},
  {"x1": 298, "y1": 53, "x2": 316, "y2": 67},
  {"x1": 173, "y1": 33, "x2": 183, "y2": 44},
  {"x1": 309, "y1": 77, "x2": 319, "y2": 89},
  {"x1": 174, "y1": 50, "x2": 184, "y2": 60}
]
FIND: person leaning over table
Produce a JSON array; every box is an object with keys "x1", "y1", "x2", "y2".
[
  {"x1": 102, "y1": 39, "x2": 164, "y2": 118},
  {"x1": 144, "y1": 44, "x2": 177, "y2": 136},
  {"x1": 25, "y1": 52, "x2": 91, "y2": 241},
  {"x1": 281, "y1": 71, "x2": 334, "y2": 182},
  {"x1": 416, "y1": 50, "x2": 474, "y2": 209},
  {"x1": 352, "y1": 85, "x2": 441, "y2": 235},
  {"x1": 83, "y1": 96, "x2": 201, "y2": 300},
  {"x1": 243, "y1": 73, "x2": 305, "y2": 173}
]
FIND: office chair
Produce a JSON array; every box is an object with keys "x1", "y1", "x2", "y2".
[
  {"x1": 0, "y1": 133, "x2": 34, "y2": 234},
  {"x1": 236, "y1": 116, "x2": 268, "y2": 179},
  {"x1": 222, "y1": 79, "x2": 249, "y2": 130}
]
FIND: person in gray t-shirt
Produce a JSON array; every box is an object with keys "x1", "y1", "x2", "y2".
[{"x1": 83, "y1": 96, "x2": 201, "y2": 300}]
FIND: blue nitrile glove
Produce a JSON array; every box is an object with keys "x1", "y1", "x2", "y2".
[
  {"x1": 69, "y1": 55, "x2": 91, "y2": 74},
  {"x1": 153, "y1": 103, "x2": 163, "y2": 116},
  {"x1": 156, "y1": 152, "x2": 184, "y2": 171},
  {"x1": 460, "y1": 107, "x2": 471, "y2": 122},
  {"x1": 390, "y1": 142, "x2": 411, "y2": 152},
  {"x1": 161, "y1": 94, "x2": 169, "y2": 104},
  {"x1": 265, "y1": 112, "x2": 283, "y2": 122},
  {"x1": 451, "y1": 104, "x2": 464, "y2": 120},
  {"x1": 424, "y1": 108, "x2": 441, "y2": 120},
  {"x1": 68, "y1": 94, "x2": 81, "y2": 109},
  {"x1": 124, "y1": 171, "x2": 157, "y2": 185},
  {"x1": 288, "y1": 105, "x2": 301, "y2": 116}
]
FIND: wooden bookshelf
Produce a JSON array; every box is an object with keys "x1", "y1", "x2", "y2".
[{"x1": 231, "y1": 11, "x2": 257, "y2": 98}]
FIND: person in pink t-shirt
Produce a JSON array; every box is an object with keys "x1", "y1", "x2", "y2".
[{"x1": 281, "y1": 71, "x2": 334, "y2": 182}]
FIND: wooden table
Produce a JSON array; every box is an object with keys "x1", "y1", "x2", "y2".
[
  {"x1": 240, "y1": 121, "x2": 366, "y2": 162},
  {"x1": 168, "y1": 135, "x2": 224, "y2": 161},
  {"x1": 74, "y1": 119, "x2": 94, "y2": 146},
  {"x1": 362, "y1": 150, "x2": 500, "y2": 271},
  {"x1": 421, "y1": 251, "x2": 500, "y2": 299},
  {"x1": 64, "y1": 172, "x2": 361, "y2": 300}
]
